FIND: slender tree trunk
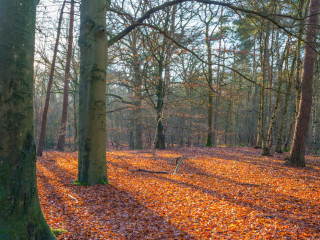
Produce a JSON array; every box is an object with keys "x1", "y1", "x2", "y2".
[
  {"x1": 262, "y1": 70, "x2": 282, "y2": 155},
  {"x1": 311, "y1": 55, "x2": 320, "y2": 148},
  {"x1": 133, "y1": 91, "x2": 143, "y2": 151},
  {"x1": 57, "y1": 0, "x2": 75, "y2": 151},
  {"x1": 73, "y1": 84, "x2": 78, "y2": 151},
  {"x1": 262, "y1": 39, "x2": 289, "y2": 155},
  {"x1": 286, "y1": 0, "x2": 320, "y2": 167},
  {"x1": 275, "y1": 54, "x2": 296, "y2": 153},
  {"x1": 155, "y1": 61, "x2": 166, "y2": 150},
  {"x1": 155, "y1": 7, "x2": 176, "y2": 150},
  {"x1": 0, "y1": 1, "x2": 56, "y2": 239},
  {"x1": 128, "y1": 128, "x2": 135, "y2": 150},
  {"x1": 311, "y1": 75, "x2": 317, "y2": 147},
  {"x1": 213, "y1": 6, "x2": 224, "y2": 146},
  {"x1": 284, "y1": 107, "x2": 296, "y2": 150},
  {"x1": 37, "y1": 0, "x2": 66, "y2": 156},
  {"x1": 249, "y1": 37, "x2": 257, "y2": 146},
  {"x1": 78, "y1": 0, "x2": 109, "y2": 185},
  {"x1": 282, "y1": 0, "x2": 307, "y2": 151},
  {"x1": 134, "y1": 107, "x2": 143, "y2": 149},
  {"x1": 130, "y1": 29, "x2": 143, "y2": 150},
  {"x1": 294, "y1": 0, "x2": 308, "y2": 119},
  {"x1": 205, "y1": 22, "x2": 214, "y2": 147},
  {"x1": 256, "y1": 25, "x2": 270, "y2": 148}
]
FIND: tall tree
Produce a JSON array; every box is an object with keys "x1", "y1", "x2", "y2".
[
  {"x1": 78, "y1": 0, "x2": 109, "y2": 185},
  {"x1": 256, "y1": 21, "x2": 270, "y2": 148},
  {"x1": 201, "y1": 6, "x2": 216, "y2": 147},
  {"x1": 37, "y1": 0, "x2": 66, "y2": 156},
  {"x1": 262, "y1": 38, "x2": 289, "y2": 156},
  {"x1": 286, "y1": 0, "x2": 320, "y2": 167},
  {"x1": 275, "y1": 52, "x2": 296, "y2": 153},
  {"x1": 0, "y1": 0, "x2": 56, "y2": 239},
  {"x1": 57, "y1": 0, "x2": 75, "y2": 151},
  {"x1": 131, "y1": 29, "x2": 144, "y2": 150},
  {"x1": 213, "y1": 5, "x2": 224, "y2": 146}
]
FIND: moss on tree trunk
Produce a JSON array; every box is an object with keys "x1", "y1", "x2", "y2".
[
  {"x1": 0, "y1": 1, "x2": 56, "y2": 239},
  {"x1": 78, "y1": 0, "x2": 109, "y2": 185}
]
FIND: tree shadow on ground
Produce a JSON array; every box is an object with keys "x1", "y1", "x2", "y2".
[
  {"x1": 142, "y1": 162, "x2": 320, "y2": 235},
  {"x1": 37, "y1": 159, "x2": 195, "y2": 240}
]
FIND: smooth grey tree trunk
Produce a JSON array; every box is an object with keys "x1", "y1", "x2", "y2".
[{"x1": 78, "y1": 0, "x2": 109, "y2": 185}]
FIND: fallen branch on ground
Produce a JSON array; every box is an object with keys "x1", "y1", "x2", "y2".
[{"x1": 131, "y1": 169, "x2": 169, "y2": 174}]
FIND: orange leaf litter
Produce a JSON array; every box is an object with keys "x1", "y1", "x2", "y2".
[{"x1": 37, "y1": 147, "x2": 320, "y2": 239}]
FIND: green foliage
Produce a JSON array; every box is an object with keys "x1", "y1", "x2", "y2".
[
  {"x1": 99, "y1": 178, "x2": 110, "y2": 185},
  {"x1": 206, "y1": 136, "x2": 213, "y2": 147},
  {"x1": 237, "y1": 143, "x2": 247, "y2": 147},
  {"x1": 73, "y1": 178, "x2": 109, "y2": 186},
  {"x1": 52, "y1": 229, "x2": 67, "y2": 236},
  {"x1": 283, "y1": 147, "x2": 290, "y2": 152},
  {"x1": 73, "y1": 180, "x2": 87, "y2": 186}
]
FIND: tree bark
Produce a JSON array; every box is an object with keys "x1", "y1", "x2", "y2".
[
  {"x1": 0, "y1": 0, "x2": 56, "y2": 239},
  {"x1": 56, "y1": 0, "x2": 75, "y2": 151},
  {"x1": 286, "y1": 0, "x2": 320, "y2": 167},
  {"x1": 213, "y1": 6, "x2": 224, "y2": 146},
  {"x1": 155, "y1": 68, "x2": 166, "y2": 150},
  {"x1": 275, "y1": 54, "x2": 296, "y2": 153},
  {"x1": 37, "y1": 0, "x2": 66, "y2": 156},
  {"x1": 256, "y1": 24, "x2": 270, "y2": 148},
  {"x1": 294, "y1": 0, "x2": 308, "y2": 120},
  {"x1": 131, "y1": 29, "x2": 143, "y2": 150},
  {"x1": 262, "y1": 38, "x2": 289, "y2": 156},
  {"x1": 78, "y1": 0, "x2": 109, "y2": 185},
  {"x1": 205, "y1": 22, "x2": 214, "y2": 147}
]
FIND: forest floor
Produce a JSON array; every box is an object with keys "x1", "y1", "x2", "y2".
[{"x1": 37, "y1": 147, "x2": 320, "y2": 239}]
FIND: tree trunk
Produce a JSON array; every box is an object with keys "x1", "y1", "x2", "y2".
[
  {"x1": 311, "y1": 55, "x2": 320, "y2": 149},
  {"x1": 248, "y1": 37, "x2": 257, "y2": 147},
  {"x1": 283, "y1": 108, "x2": 296, "y2": 151},
  {"x1": 205, "y1": 22, "x2": 214, "y2": 147},
  {"x1": 57, "y1": 0, "x2": 75, "y2": 151},
  {"x1": 213, "y1": 6, "x2": 224, "y2": 146},
  {"x1": 286, "y1": 0, "x2": 320, "y2": 167},
  {"x1": 37, "y1": 0, "x2": 66, "y2": 156},
  {"x1": 131, "y1": 29, "x2": 143, "y2": 150},
  {"x1": 155, "y1": 116, "x2": 166, "y2": 149},
  {"x1": 294, "y1": 0, "x2": 308, "y2": 119},
  {"x1": 256, "y1": 24, "x2": 270, "y2": 148},
  {"x1": 154, "y1": 6, "x2": 176, "y2": 150},
  {"x1": 155, "y1": 56, "x2": 166, "y2": 149},
  {"x1": 0, "y1": 1, "x2": 56, "y2": 239},
  {"x1": 275, "y1": 54, "x2": 296, "y2": 153},
  {"x1": 78, "y1": 0, "x2": 109, "y2": 185},
  {"x1": 73, "y1": 82, "x2": 78, "y2": 151},
  {"x1": 134, "y1": 100, "x2": 143, "y2": 149},
  {"x1": 262, "y1": 38, "x2": 289, "y2": 156}
]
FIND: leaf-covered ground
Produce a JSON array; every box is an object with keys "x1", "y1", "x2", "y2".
[{"x1": 37, "y1": 147, "x2": 320, "y2": 239}]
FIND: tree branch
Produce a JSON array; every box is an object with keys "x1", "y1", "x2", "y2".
[{"x1": 107, "y1": 0, "x2": 306, "y2": 47}]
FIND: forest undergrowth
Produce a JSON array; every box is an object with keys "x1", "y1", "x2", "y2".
[{"x1": 37, "y1": 147, "x2": 320, "y2": 239}]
